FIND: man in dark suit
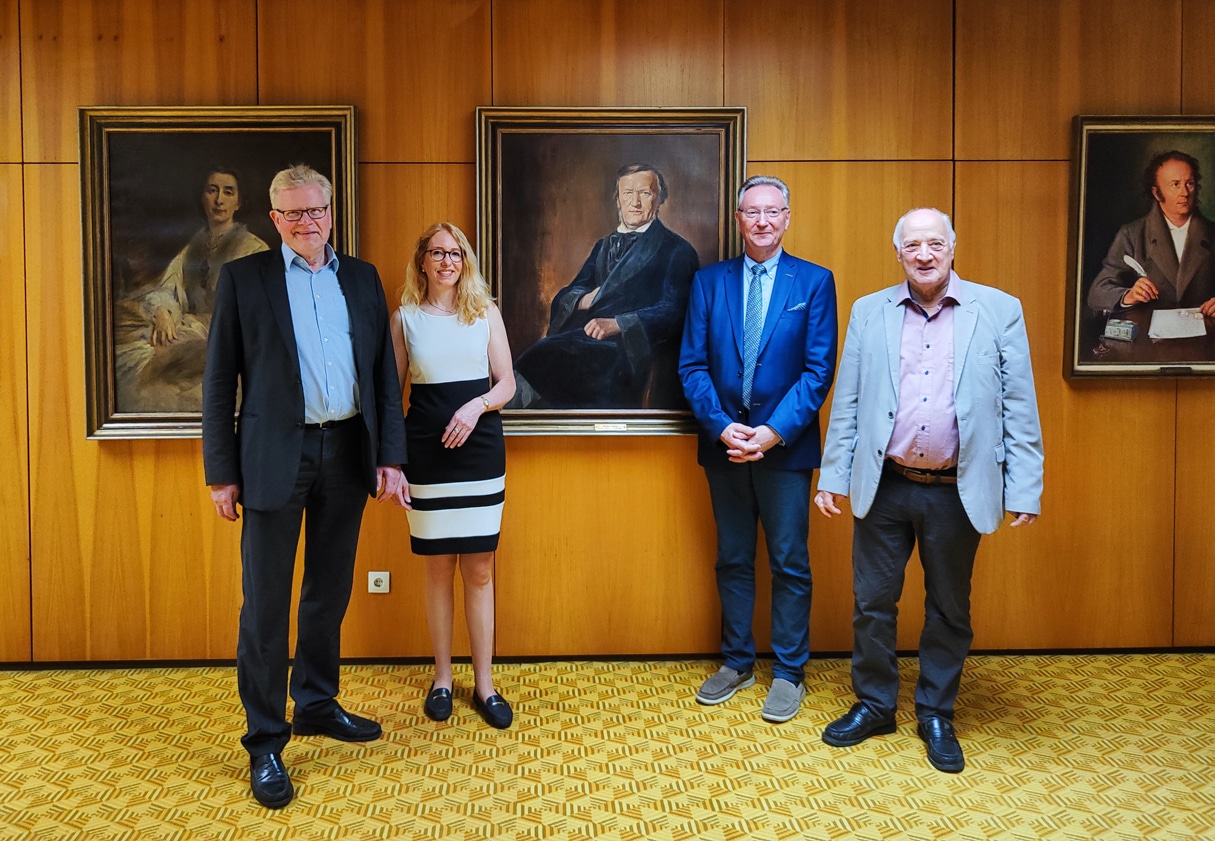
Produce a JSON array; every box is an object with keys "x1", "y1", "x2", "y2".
[
  {"x1": 202, "y1": 164, "x2": 407, "y2": 809},
  {"x1": 512, "y1": 162, "x2": 700, "y2": 409},
  {"x1": 1088, "y1": 150, "x2": 1215, "y2": 317},
  {"x1": 679, "y1": 174, "x2": 837, "y2": 723}
]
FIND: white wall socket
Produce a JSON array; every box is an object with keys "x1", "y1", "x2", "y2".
[{"x1": 368, "y1": 571, "x2": 390, "y2": 593}]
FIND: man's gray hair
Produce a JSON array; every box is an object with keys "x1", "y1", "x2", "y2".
[
  {"x1": 892, "y1": 207, "x2": 956, "y2": 249},
  {"x1": 269, "y1": 164, "x2": 333, "y2": 206},
  {"x1": 736, "y1": 175, "x2": 790, "y2": 209}
]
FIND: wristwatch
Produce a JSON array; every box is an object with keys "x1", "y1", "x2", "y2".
[{"x1": 480, "y1": 395, "x2": 491, "y2": 410}]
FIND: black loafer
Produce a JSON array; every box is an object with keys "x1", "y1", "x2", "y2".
[
  {"x1": 250, "y1": 752, "x2": 293, "y2": 809},
  {"x1": 292, "y1": 705, "x2": 382, "y2": 742},
  {"x1": 822, "y1": 702, "x2": 897, "y2": 747},
  {"x1": 917, "y1": 717, "x2": 965, "y2": 773},
  {"x1": 472, "y1": 689, "x2": 513, "y2": 729},
  {"x1": 424, "y1": 684, "x2": 453, "y2": 722}
]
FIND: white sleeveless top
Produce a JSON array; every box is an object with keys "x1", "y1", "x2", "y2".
[{"x1": 398, "y1": 306, "x2": 490, "y2": 384}]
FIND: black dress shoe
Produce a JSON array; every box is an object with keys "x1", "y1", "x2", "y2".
[
  {"x1": 822, "y1": 702, "x2": 897, "y2": 747},
  {"x1": 250, "y1": 753, "x2": 293, "y2": 809},
  {"x1": 292, "y1": 705, "x2": 382, "y2": 742},
  {"x1": 424, "y1": 683, "x2": 453, "y2": 722},
  {"x1": 917, "y1": 717, "x2": 965, "y2": 773},
  {"x1": 472, "y1": 689, "x2": 513, "y2": 729}
]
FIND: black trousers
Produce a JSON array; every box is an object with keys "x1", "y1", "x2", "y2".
[
  {"x1": 850, "y1": 469, "x2": 983, "y2": 723},
  {"x1": 236, "y1": 421, "x2": 368, "y2": 757}
]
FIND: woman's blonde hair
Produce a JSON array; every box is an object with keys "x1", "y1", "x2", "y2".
[{"x1": 400, "y1": 222, "x2": 492, "y2": 325}]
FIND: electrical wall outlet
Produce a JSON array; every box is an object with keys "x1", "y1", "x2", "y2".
[{"x1": 368, "y1": 571, "x2": 390, "y2": 593}]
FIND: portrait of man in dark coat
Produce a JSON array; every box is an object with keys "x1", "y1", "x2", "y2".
[{"x1": 511, "y1": 163, "x2": 700, "y2": 409}]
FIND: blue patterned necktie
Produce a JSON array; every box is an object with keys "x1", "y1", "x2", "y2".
[{"x1": 742, "y1": 264, "x2": 764, "y2": 406}]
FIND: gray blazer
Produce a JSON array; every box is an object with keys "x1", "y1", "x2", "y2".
[{"x1": 817, "y1": 275, "x2": 1043, "y2": 535}]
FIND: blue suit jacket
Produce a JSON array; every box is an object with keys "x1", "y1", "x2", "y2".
[
  {"x1": 816, "y1": 275, "x2": 1044, "y2": 534},
  {"x1": 679, "y1": 252, "x2": 838, "y2": 470}
]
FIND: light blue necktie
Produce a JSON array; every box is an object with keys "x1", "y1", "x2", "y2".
[{"x1": 742, "y1": 264, "x2": 764, "y2": 406}]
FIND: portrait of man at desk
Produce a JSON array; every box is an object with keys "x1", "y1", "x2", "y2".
[
  {"x1": 1072, "y1": 141, "x2": 1215, "y2": 372},
  {"x1": 1088, "y1": 150, "x2": 1215, "y2": 318}
]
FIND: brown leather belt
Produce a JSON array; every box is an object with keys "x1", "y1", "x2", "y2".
[{"x1": 884, "y1": 459, "x2": 957, "y2": 485}]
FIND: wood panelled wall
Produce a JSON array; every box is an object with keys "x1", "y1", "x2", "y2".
[{"x1": 1, "y1": 0, "x2": 1211, "y2": 663}]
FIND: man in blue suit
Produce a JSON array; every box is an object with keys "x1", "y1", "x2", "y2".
[
  {"x1": 814, "y1": 207, "x2": 1044, "y2": 773},
  {"x1": 680, "y1": 175, "x2": 838, "y2": 723}
]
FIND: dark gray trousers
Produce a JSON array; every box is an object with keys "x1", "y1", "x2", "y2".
[
  {"x1": 237, "y1": 421, "x2": 367, "y2": 757},
  {"x1": 850, "y1": 468, "x2": 983, "y2": 722}
]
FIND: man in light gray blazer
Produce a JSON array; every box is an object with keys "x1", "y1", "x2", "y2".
[{"x1": 813, "y1": 207, "x2": 1044, "y2": 773}]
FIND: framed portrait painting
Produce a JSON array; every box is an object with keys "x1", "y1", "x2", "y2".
[
  {"x1": 477, "y1": 106, "x2": 746, "y2": 434},
  {"x1": 1067, "y1": 116, "x2": 1215, "y2": 377},
  {"x1": 80, "y1": 105, "x2": 357, "y2": 438}
]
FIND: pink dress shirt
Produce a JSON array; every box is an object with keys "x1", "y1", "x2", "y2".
[{"x1": 885, "y1": 273, "x2": 962, "y2": 471}]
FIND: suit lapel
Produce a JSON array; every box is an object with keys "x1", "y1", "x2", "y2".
[
  {"x1": 598, "y1": 220, "x2": 664, "y2": 299},
  {"x1": 263, "y1": 251, "x2": 300, "y2": 372},
  {"x1": 1146, "y1": 207, "x2": 1180, "y2": 298},
  {"x1": 952, "y1": 281, "x2": 979, "y2": 396},
  {"x1": 756, "y1": 253, "x2": 796, "y2": 357},
  {"x1": 883, "y1": 288, "x2": 903, "y2": 395},
  {"x1": 724, "y1": 257, "x2": 746, "y2": 359},
  {"x1": 1177, "y1": 214, "x2": 1213, "y2": 302}
]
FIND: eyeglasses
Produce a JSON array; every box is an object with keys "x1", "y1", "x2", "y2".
[
  {"x1": 274, "y1": 205, "x2": 330, "y2": 221},
  {"x1": 426, "y1": 249, "x2": 464, "y2": 263},
  {"x1": 739, "y1": 207, "x2": 788, "y2": 221}
]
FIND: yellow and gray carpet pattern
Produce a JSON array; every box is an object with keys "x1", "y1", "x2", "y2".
[{"x1": 1, "y1": 654, "x2": 1213, "y2": 840}]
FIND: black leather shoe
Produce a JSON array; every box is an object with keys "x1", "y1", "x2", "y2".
[
  {"x1": 472, "y1": 688, "x2": 513, "y2": 729},
  {"x1": 424, "y1": 684, "x2": 453, "y2": 722},
  {"x1": 292, "y1": 705, "x2": 382, "y2": 742},
  {"x1": 250, "y1": 753, "x2": 293, "y2": 809},
  {"x1": 822, "y1": 702, "x2": 897, "y2": 747},
  {"x1": 917, "y1": 717, "x2": 965, "y2": 773}
]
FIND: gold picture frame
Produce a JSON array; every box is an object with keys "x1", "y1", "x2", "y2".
[
  {"x1": 1067, "y1": 115, "x2": 1215, "y2": 377},
  {"x1": 477, "y1": 106, "x2": 746, "y2": 434},
  {"x1": 80, "y1": 105, "x2": 357, "y2": 438}
]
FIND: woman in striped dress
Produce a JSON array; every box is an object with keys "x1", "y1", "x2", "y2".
[{"x1": 389, "y1": 222, "x2": 516, "y2": 729}]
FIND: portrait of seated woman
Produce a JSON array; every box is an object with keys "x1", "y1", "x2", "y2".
[{"x1": 112, "y1": 166, "x2": 270, "y2": 414}]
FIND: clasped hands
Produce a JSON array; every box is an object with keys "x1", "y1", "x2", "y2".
[
  {"x1": 376, "y1": 466, "x2": 411, "y2": 508},
  {"x1": 720, "y1": 422, "x2": 780, "y2": 463}
]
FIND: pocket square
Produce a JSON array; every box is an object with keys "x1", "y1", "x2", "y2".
[{"x1": 786, "y1": 301, "x2": 807, "y2": 311}]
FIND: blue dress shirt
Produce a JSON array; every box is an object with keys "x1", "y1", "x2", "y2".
[{"x1": 281, "y1": 243, "x2": 359, "y2": 424}]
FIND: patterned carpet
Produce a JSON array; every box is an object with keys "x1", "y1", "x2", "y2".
[{"x1": 0, "y1": 654, "x2": 1213, "y2": 840}]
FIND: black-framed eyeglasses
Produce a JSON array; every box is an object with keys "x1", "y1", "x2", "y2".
[
  {"x1": 426, "y1": 248, "x2": 464, "y2": 263},
  {"x1": 274, "y1": 205, "x2": 330, "y2": 221}
]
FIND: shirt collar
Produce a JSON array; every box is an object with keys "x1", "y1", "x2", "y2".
[
  {"x1": 743, "y1": 249, "x2": 783, "y2": 278},
  {"x1": 616, "y1": 219, "x2": 655, "y2": 235},
  {"x1": 281, "y1": 241, "x2": 339, "y2": 274},
  {"x1": 896, "y1": 269, "x2": 962, "y2": 311},
  {"x1": 1165, "y1": 215, "x2": 1192, "y2": 235}
]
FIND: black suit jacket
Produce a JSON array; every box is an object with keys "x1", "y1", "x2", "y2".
[{"x1": 202, "y1": 248, "x2": 407, "y2": 511}]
